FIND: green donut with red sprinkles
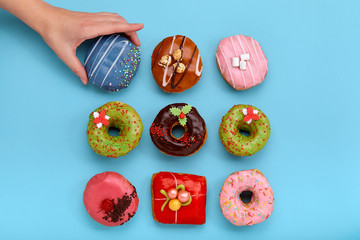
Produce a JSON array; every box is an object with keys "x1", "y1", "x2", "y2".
[
  {"x1": 219, "y1": 104, "x2": 270, "y2": 156},
  {"x1": 87, "y1": 101, "x2": 143, "y2": 158}
]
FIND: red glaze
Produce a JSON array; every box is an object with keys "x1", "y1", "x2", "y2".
[
  {"x1": 83, "y1": 172, "x2": 139, "y2": 227},
  {"x1": 151, "y1": 172, "x2": 207, "y2": 225}
]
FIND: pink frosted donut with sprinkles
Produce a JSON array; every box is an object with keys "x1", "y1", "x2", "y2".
[
  {"x1": 219, "y1": 169, "x2": 274, "y2": 226},
  {"x1": 216, "y1": 34, "x2": 268, "y2": 90}
]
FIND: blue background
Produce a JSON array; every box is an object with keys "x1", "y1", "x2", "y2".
[{"x1": 0, "y1": 0, "x2": 359, "y2": 239}]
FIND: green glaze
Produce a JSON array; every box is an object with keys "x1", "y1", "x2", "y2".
[
  {"x1": 87, "y1": 101, "x2": 143, "y2": 158},
  {"x1": 219, "y1": 104, "x2": 271, "y2": 156}
]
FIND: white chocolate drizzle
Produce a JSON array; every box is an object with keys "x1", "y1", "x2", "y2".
[
  {"x1": 236, "y1": 35, "x2": 255, "y2": 84},
  {"x1": 162, "y1": 36, "x2": 177, "y2": 87},
  {"x1": 195, "y1": 53, "x2": 202, "y2": 76}
]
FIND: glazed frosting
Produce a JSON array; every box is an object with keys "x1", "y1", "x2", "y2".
[
  {"x1": 83, "y1": 171, "x2": 139, "y2": 227},
  {"x1": 219, "y1": 104, "x2": 270, "y2": 156},
  {"x1": 152, "y1": 172, "x2": 207, "y2": 224},
  {"x1": 149, "y1": 103, "x2": 207, "y2": 156},
  {"x1": 219, "y1": 169, "x2": 274, "y2": 226},
  {"x1": 216, "y1": 35, "x2": 268, "y2": 90},
  {"x1": 151, "y1": 35, "x2": 203, "y2": 93},
  {"x1": 87, "y1": 101, "x2": 143, "y2": 158},
  {"x1": 84, "y1": 34, "x2": 140, "y2": 92}
]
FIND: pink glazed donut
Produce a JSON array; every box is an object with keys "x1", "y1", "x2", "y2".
[
  {"x1": 216, "y1": 34, "x2": 268, "y2": 90},
  {"x1": 83, "y1": 171, "x2": 139, "y2": 227},
  {"x1": 219, "y1": 169, "x2": 274, "y2": 226}
]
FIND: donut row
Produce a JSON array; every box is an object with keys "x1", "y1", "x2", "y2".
[
  {"x1": 87, "y1": 101, "x2": 271, "y2": 158},
  {"x1": 84, "y1": 34, "x2": 268, "y2": 92},
  {"x1": 83, "y1": 170, "x2": 274, "y2": 227}
]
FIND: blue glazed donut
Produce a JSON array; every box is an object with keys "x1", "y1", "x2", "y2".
[{"x1": 84, "y1": 34, "x2": 141, "y2": 92}]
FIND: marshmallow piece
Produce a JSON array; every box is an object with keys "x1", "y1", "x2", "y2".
[
  {"x1": 240, "y1": 53, "x2": 250, "y2": 61},
  {"x1": 240, "y1": 60, "x2": 247, "y2": 70},
  {"x1": 232, "y1": 57, "x2": 240, "y2": 67}
]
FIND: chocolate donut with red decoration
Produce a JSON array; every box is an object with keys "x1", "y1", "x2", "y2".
[
  {"x1": 151, "y1": 35, "x2": 203, "y2": 93},
  {"x1": 149, "y1": 103, "x2": 207, "y2": 156}
]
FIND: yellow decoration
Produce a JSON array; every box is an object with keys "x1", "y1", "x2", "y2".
[{"x1": 168, "y1": 199, "x2": 181, "y2": 211}]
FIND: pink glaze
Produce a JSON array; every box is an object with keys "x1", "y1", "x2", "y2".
[
  {"x1": 216, "y1": 35, "x2": 268, "y2": 90},
  {"x1": 83, "y1": 171, "x2": 139, "y2": 227},
  {"x1": 219, "y1": 169, "x2": 274, "y2": 226}
]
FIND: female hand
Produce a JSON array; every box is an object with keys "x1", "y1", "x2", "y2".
[{"x1": 0, "y1": 0, "x2": 144, "y2": 84}]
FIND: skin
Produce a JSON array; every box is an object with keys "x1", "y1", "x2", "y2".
[{"x1": 0, "y1": 0, "x2": 144, "y2": 84}]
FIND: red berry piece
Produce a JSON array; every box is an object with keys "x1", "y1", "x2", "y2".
[
  {"x1": 180, "y1": 112, "x2": 185, "y2": 119},
  {"x1": 101, "y1": 199, "x2": 114, "y2": 212}
]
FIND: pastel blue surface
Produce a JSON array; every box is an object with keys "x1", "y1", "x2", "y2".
[
  {"x1": 84, "y1": 34, "x2": 140, "y2": 92},
  {"x1": 0, "y1": 0, "x2": 360, "y2": 239}
]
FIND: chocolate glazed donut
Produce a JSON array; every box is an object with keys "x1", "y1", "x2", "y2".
[
  {"x1": 150, "y1": 103, "x2": 207, "y2": 156},
  {"x1": 151, "y1": 35, "x2": 203, "y2": 93}
]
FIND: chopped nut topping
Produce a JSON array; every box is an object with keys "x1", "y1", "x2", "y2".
[
  {"x1": 172, "y1": 49, "x2": 183, "y2": 61},
  {"x1": 173, "y1": 62, "x2": 186, "y2": 74},
  {"x1": 158, "y1": 55, "x2": 171, "y2": 68}
]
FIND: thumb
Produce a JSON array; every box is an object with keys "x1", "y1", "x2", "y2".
[{"x1": 59, "y1": 48, "x2": 89, "y2": 85}]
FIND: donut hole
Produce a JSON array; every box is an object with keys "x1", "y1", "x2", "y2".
[
  {"x1": 239, "y1": 129, "x2": 250, "y2": 137},
  {"x1": 239, "y1": 190, "x2": 253, "y2": 204},
  {"x1": 171, "y1": 125, "x2": 185, "y2": 139},
  {"x1": 238, "y1": 125, "x2": 252, "y2": 137},
  {"x1": 108, "y1": 127, "x2": 121, "y2": 136}
]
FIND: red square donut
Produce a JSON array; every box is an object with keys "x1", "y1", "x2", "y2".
[{"x1": 151, "y1": 172, "x2": 207, "y2": 225}]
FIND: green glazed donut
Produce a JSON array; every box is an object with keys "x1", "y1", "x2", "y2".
[
  {"x1": 219, "y1": 104, "x2": 270, "y2": 156},
  {"x1": 87, "y1": 101, "x2": 143, "y2": 158}
]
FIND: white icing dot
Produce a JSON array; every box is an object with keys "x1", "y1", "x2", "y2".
[
  {"x1": 93, "y1": 112, "x2": 99, "y2": 118},
  {"x1": 242, "y1": 108, "x2": 248, "y2": 115},
  {"x1": 253, "y1": 110, "x2": 259, "y2": 114},
  {"x1": 105, "y1": 115, "x2": 110, "y2": 120},
  {"x1": 96, "y1": 123, "x2": 103, "y2": 128},
  {"x1": 246, "y1": 119, "x2": 252, "y2": 124}
]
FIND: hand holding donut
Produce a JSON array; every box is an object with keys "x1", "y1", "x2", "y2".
[{"x1": 0, "y1": 0, "x2": 144, "y2": 84}]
